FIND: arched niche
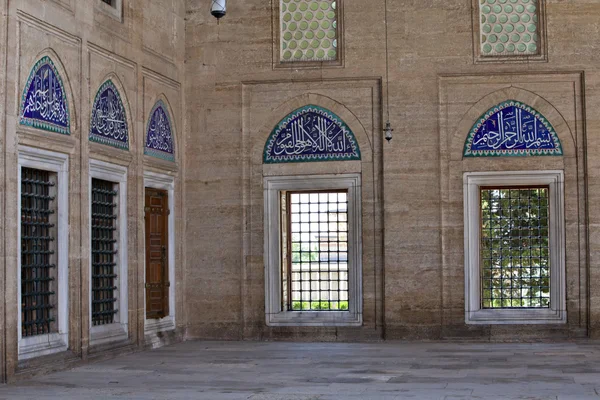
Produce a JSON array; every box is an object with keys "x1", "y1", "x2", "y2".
[
  {"x1": 19, "y1": 52, "x2": 73, "y2": 135},
  {"x1": 144, "y1": 98, "x2": 176, "y2": 162},
  {"x1": 89, "y1": 76, "x2": 131, "y2": 150}
]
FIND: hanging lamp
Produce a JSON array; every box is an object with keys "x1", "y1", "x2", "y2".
[{"x1": 211, "y1": 0, "x2": 226, "y2": 19}]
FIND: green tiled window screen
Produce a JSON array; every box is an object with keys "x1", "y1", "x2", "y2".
[
  {"x1": 280, "y1": 0, "x2": 338, "y2": 62},
  {"x1": 479, "y1": 0, "x2": 539, "y2": 56},
  {"x1": 480, "y1": 187, "x2": 550, "y2": 309}
]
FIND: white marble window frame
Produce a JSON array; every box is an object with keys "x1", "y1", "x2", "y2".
[
  {"x1": 143, "y1": 171, "x2": 176, "y2": 338},
  {"x1": 96, "y1": 0, "x2": 123, "y2": 22},
  {"x1": 463, "y1": 170, "x2": 566, "y2": 324},
  {"x1": 89, "y1": 159, "x2": 129, "y2": 347},
  {"x1": 17, "y1": 146, "x2": 70, "y2": 360},
  {"x1": 264, "y1": 174, "x2": 362, "y2": 327}
]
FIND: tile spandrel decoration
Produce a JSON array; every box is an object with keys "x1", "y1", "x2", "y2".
[
  {"x1": 280, "y1": 0, "x2": 338, "y2": 62},
  {"x1": 464, "y1": 100, "x2": 563, "y2": 157},
  {"x1": 89, "y1": 80, "x2": 129, "y2": 150},
  {"x1": 480, "y1": 0, "x2": 540, "y2": 56},
  {"x1": 264, "y1": 105, "x2": 360, "y2": 164},
  {"x1": 20, "y1": 56, "x2": 70, "y2": 135},
  {"x1": 145, "y1": 100, "x2": 175, "y2": 162}
]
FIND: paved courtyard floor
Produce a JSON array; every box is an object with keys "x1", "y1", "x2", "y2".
[{"x1": 1, "y1": 340, "x2": 599, "y2": 399}]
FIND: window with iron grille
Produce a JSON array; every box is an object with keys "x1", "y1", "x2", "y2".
[
  {"x1": 20, "y1": 167, "x2": 58, "y2": 337},
  {"x1": 264, "y1": 174, "x2": 361, "y2": 326},
  {"x1": 463, "y1": 171, "x2": 565, "y2": 324},
  {"x1": 480, "y1": 187, "x2": 550, "y2": 309},
  {"x1": 91, "y1": 178, "x2": 118, "y2": 326},
  {"x1": 282, "y1": 191, "x2": 349, "y2": 311}
]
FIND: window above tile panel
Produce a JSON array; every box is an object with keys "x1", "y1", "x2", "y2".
[
  {"x1": 473, "y1": 0, "x2": 547, "y2": 63},
  {"x1": 275, "y1": 0, "x2": 343, "y2": 68}
]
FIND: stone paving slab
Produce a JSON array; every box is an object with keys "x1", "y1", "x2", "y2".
[{"x1": 0, "y1": 341, "x2": 599, "y2": 399}]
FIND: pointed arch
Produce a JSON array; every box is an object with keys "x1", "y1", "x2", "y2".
[
  {"x1": 463, "y1": 100, "x2": 563, "y2": 157},
  {"x1": 19, "y1": 53, "x2": 71, "y2": 135},
  {"x1": 89, "y1": 76, "x2": 130, "y2": 150},
  {"x1": 144, "y1": 97, "x2": 176, "y2": 162},
  {"x1": 263, "y1": 104, "x2": 361, "y2": 164}
]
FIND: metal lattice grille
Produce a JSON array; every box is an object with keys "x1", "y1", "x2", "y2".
[
  {"x1": 480, "y1": 187, "x2": 550, "y2": 309},
  {"x1": 21, "y1": 167, "x2": 57, "y2": 337},
  {"x1": 91, "y1": 178, "x2": 118, "y2": 326},
  {"x1": 285, "y1": 191, "x2": 349, "y2": 311}
]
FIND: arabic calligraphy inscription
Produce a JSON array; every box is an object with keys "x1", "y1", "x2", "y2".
[
  {"x1": 264, "y1": 105, "x2": 360, "y2": 164},
  {"x1": 90, "y1": 80, "x2": 129, "y2": 150},
  {"x1": 144, "y1": 101, "x2": 175, "y2": 161},
  {"x1": 20, "y1": 56, "x2": 70, "y2": 135},
  {"x1": 464, "y1": 100, "x2": 562, "y2": 157}
]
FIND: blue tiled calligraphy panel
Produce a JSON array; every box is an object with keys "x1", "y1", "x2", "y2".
[
  {"x1": 145, "y1": 101, "x2": 175, "y2": 162},
  {"x1": 20, "y1": 56, "x2": 70, "y2": 135},
  {"x1": 90, "y1": 80, "x2": 129, "y2": 150},
  {"x1": 264, "y1": 105, "x2": 361, "y2": 164},
  {"x1": 464, "y1": 100, "x2": 563, "y2": 157}
]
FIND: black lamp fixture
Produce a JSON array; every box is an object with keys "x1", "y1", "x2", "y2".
[
  {"x1": 211, "y1": 0, "x2": 226, "y2": 19},
  {"x1": 383, "y1": 0, "x2": 393, "y2": 142}
]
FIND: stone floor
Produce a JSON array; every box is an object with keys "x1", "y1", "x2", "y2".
[{"x1": 1, "y1": 341, "x2": 600, "y2": 399}]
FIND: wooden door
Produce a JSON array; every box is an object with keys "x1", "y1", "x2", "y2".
[{"x1": 145, "y1": 188, "x2": 169, "y2": 319}]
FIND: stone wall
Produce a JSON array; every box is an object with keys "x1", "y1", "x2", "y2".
[
  {"x1": 184, "y1": 0, "x2": 600, "y2": 341},
  {"x1": 0, "y1": 0, "x2": 185, "y2": 383}
]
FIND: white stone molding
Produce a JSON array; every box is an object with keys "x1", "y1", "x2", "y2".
[
  {"x1": 89, "y1": 159, "x2": 129, "y2": 346},
  {"x1": 143, "y1": 171, "x2": 176, "y2": 338},
  {"x1": 463, "y1": 170, "x2": 566, "y2": 324},
  {"x1": 17, "y1": 146, "x2": 69, "y2": 360},
  {"x1": 264, "y1": 174, "x2": 362, "y2": 326}
]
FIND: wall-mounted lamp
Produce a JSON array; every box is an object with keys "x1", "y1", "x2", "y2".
[
  {"x1": 384, "y1": 121, "x2": 394, "y2": 142},
  {"x1": 383, "y1": 0, "x2": 393, "y2": 142},
  {"x1": 211, "y1": 0, "x2": 226, "y2": 19}
]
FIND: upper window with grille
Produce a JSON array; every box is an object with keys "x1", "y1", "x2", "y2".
[
  {"x1": 463, "y1": 171, "x2": 565, "y2": 324},
  {"x1": 97, "y1": 0, "x2": 123, "y2": 21},
  {"x1": 276, "y1": 0, "x2": 343, "y2": 67}
]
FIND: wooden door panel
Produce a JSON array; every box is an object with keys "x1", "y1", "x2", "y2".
[{"x1": 145, "y1": 188, "x2": 169, "y2": 319}]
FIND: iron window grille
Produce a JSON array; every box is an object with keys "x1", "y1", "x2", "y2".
[
  {"x1": 282, "y1": 190, "x2": 349, "y2": 311},
  {"x1": 480, "y1": 186, "x2": 550, "y2": 309},
  {"x1": 91, "y1": 178, "x2": 118, "y2": 326},
  {"x1": 20, "y1": 167, "x2": 57, "y2": 337}
]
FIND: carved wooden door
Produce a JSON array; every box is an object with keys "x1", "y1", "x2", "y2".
[{"x1": 145, "y1": 188, "x2": 169, "y2": 319}]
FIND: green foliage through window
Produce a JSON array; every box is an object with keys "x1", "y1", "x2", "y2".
[{"x1": 480, "y1": 187, "x2": 550, "y2": 309}]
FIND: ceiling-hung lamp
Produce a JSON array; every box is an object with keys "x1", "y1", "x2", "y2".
[
  {"x1": 211, "y1": 0, "x2": 226, "y2": 19},
  {"x1": 383, "y1": 0, "x2": 393, "y2": 142}
]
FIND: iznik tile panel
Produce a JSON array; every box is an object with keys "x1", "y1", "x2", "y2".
[
  {"x1": 280, "y1": 0, "x2": 337, "y2": 62},
  {"x1": 90, "y1": 80, "x2": 129, "y2": 150},
  {"x1": 464, "y1": 100, "x2": 563, "y2": 157},
  {"x1": 20, "y1": 56, "x2": 70, "y2": 135},
  {"x1": 264, "y1": 105, "x2": 360, "y2": 164},
  {"x1": 479, "y1": 0, "x2": 539, "y2": 56},
  {"x1": 145, "y1": 100, "x2": 175, "y2": 162}
]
